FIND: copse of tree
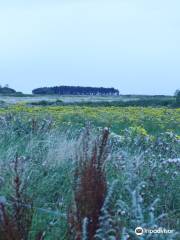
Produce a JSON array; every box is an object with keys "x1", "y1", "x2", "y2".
[
  {"x1": 0, "y1": 85, "x2": 16, "y2": 94},
  {"x1": 174, "y1": 89, "x2": 180, "y2": 104},
  {"x1": 32, "y1": 86, "x2": 120, "y2": 96},
  {"x1": 174, "y1": 89, "x2": 180, "y2": 98}
]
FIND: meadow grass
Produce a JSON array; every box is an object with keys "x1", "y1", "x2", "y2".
[{"x1": 0, "y1": 106, "x2": 179, "y2": 239}]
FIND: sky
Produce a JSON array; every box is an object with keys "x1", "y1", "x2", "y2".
[{"x1": 0, "y1": 0, "x2": 179, "y2": 95}]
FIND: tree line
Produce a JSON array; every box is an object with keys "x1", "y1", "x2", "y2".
[
  {"x1": 32, "y1": 86, "x2": 120, "y2": 96},
  {"x1": 175, "y1": 89, "x2": 180, "y2": 103},
  {"x1": 0, "y1": 85, "x2": 16, "y2": 94}
]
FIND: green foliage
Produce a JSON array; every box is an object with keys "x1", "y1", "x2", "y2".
[
  {"x1": 29, "y1": 98, "x2": 177, "y2": 108},
  {"x1": 0, "y1": 86, "x2": 16, "y2": 94},
  {"x1": 0, "y1": 107, "x2": 179, "y2": 239},
  {"x1": 174, "y1": 89, "x2": 180, "y2": 106},
  {"x1": 30, "y1": 100, "x2": 63, "y2": 106},
  {"x1": 32, "y1": 86, "x2": 119, "y2": 96}
]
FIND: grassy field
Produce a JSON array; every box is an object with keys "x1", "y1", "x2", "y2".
[
  {"x1": 0, "y1": 94, "x2": 138, "y2": 104},
  {"x1": 0, "y1": 94, "x2": 174, "y2": 104},
  {"x1": 0, "y1": 103, "x2": 179, "y2": 239}
]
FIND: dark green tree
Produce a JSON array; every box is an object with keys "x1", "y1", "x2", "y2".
[
  {"x1": 174, "y1": 89, "x2": 180, "y2": 104},
  {"x1": 32, "y1": 86, "x2": 119, "y2": 96}
]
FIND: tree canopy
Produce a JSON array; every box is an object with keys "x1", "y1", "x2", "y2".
[
  {"x1": 0, "y1": 86, "x2": 16, "y2": 94},
  {"x1": 32, "y1": 86, "x2": 119, "y2": 96},
  {"x1": 174, "y1": 89, "x2": 180, "y2": 104}
]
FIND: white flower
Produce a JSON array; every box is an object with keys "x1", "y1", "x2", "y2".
[{"x1": 0, "y1": 196, "x2": 6, "y2": 204}]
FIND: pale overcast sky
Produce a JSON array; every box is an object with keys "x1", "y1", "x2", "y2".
[{"x1": 0, "y1": 0, "x2": 179, "y2": 94}]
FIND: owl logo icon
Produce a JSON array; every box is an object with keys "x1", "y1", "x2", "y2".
[{"x1": 135, "y1": 227, "x2": 144, "y2": 236}]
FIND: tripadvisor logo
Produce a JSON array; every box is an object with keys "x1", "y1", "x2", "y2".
[
  {"x1": 135, "y1": 226, "x2": 175, "y2": 236},
  {"x1": 135, "y1": 227, "x2": 144, "y2": 236}
]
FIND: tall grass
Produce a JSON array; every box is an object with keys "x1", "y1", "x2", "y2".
[
  {"x1": 0, "y1": 155, "x2": 34, "y2": 240},
  {"x1": 0, "y1": 113, "x2": 179, "y2": 239},
  {"x1": 68, "y1": 128, "x2": 109, "y2": 239}
]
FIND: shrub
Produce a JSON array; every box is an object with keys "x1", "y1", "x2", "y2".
[{"x1": 68, "y1": 128, "x2": 110, "y2": 240}]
